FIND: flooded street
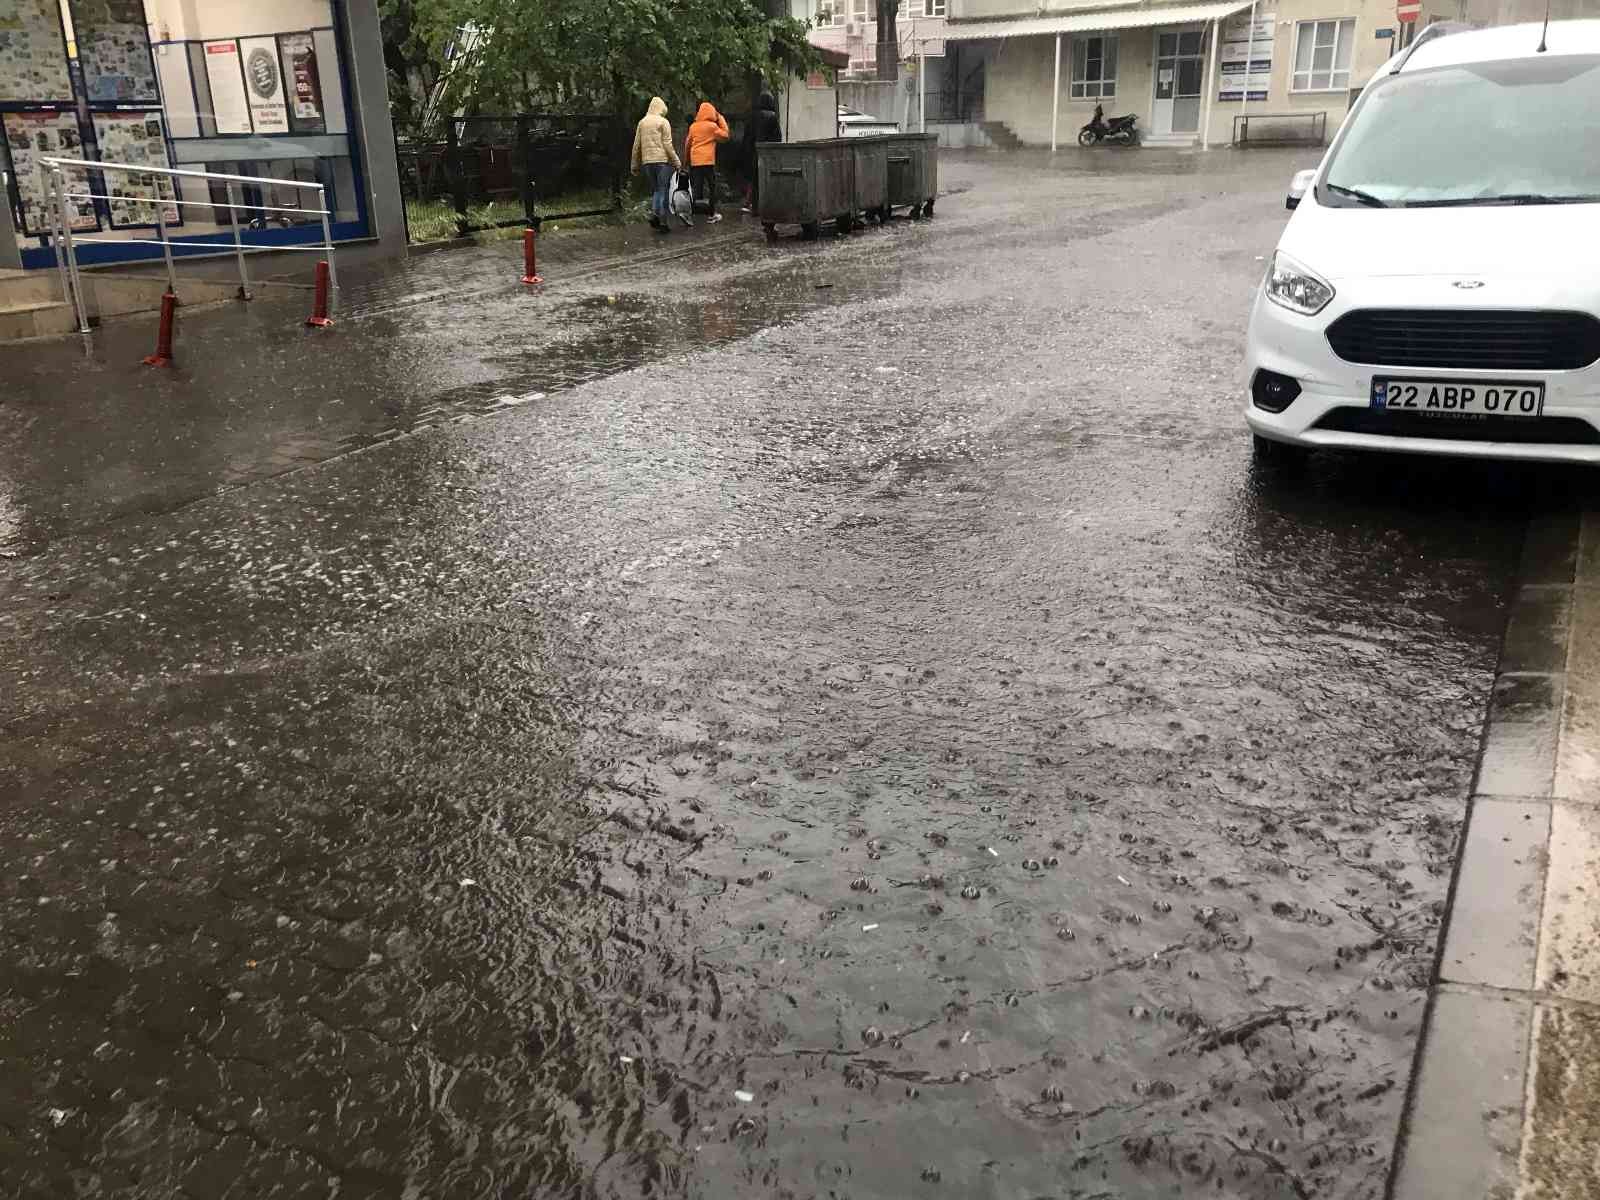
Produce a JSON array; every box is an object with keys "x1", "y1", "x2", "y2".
[{"x1": 0, "y1": 150, "x2": 1581, "y2": 1198}]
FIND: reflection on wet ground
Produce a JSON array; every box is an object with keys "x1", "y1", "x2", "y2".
[{"x1": 1, "y1": 150, "x2": 1590, "y2": 1198}]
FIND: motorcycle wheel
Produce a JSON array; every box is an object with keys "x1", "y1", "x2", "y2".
[{"x1": 1077, "y1": 129, "x2": 1097, "y2": 147}]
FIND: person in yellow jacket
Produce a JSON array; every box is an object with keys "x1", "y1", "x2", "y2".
[
  {"x1": 630, "y1": 97, "x2": 681, "y2": 234},
  {"x1": 683, "y1": 101, "x2": 730, "y2": 224}
]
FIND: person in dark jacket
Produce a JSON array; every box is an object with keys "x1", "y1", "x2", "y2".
[{"x1": 741, "y1": 90, "x2": 782, "y2": 213}]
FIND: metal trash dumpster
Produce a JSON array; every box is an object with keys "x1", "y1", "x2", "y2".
[
  {"x1": 881, "y1": 133, "x2": 939, "y2": 218},
  {"x1": 757, "y1": 139, "x2": 854, "y2": 241},
  {"x1": 847, "y1": 136, "x2": 888, "y2": 228}
]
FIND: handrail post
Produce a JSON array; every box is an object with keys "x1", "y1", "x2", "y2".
[
  {"x1": 153, "y1": 179, "x2": 178, "y2": 296},
  {"x1": 224, "y1": 178, "x2": 252, "y2": 300},
  {"x1": 316, "y1": 184, "x2": 338, "y2": 317},
  {"x1": 46, "y1": 171, "x2": 72, "y2": 316},
  {"x1": 53, "y1": 168, "x2": 90, "y2": 334}
]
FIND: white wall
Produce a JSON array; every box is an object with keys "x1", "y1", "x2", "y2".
[
  {"x1": 150, "y1": 0, "x2": 334, "y2": 42},
  {"x1": 783, "y1": 77, "x2": 840, "y2": 140},
  {"x1": 982, "y1": 29, "x2": 1156, "y2": 145}
]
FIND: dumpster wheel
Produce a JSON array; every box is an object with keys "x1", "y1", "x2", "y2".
[
  {"x1": 837, "y1": 212, "x2": 854, "y2": 235},
  {"x1": 763, "y1": 223, "x2": 778, "y2": 243},
  {"x1": 801, "y1": 222, "x2": 820, "y2": 241},
  {"x1": 924, "y1": 197, "x2": 936, "y2": 217}
]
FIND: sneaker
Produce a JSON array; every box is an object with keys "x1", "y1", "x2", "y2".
[
  {"x1": 740, "y1": 205, "x2": 753, "y2": 214},
  {"x1": 708, "y1": 213, "x2": 723, "y2": 224},
  {"x1": 648, "y1": 215, "x2": 660, "y2": 228},
  {"x1": 678, "y1": 211, "x2": 693, "y2": 227}
]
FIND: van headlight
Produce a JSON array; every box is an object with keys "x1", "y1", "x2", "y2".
[{"x1": 1264, "y1": 252, "x2": 1335, "y2": 316}]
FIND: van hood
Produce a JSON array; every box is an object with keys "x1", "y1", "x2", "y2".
[{"x1": 1282, "y1": 198, "x2": 1600, "y2": 283}]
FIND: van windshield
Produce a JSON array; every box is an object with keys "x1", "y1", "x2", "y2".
[{"x1": 1321, "y1": 53, "x2": 1600, "y2": 207}]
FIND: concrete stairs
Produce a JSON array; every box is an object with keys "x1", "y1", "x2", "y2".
[
  {"x1": 0, "y1": 269, "x2": 76, "y2": 341},
  {"x1": 1140, "y1": 133, "x2": 1198, "y2": 149},
  {"x1": 979, "y1": 121, "x2": 1025, "y2": 150}
]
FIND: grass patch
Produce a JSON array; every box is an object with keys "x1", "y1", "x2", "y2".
[{"x1": 405, "y1": 188, "x2": 627, "y2": 244}]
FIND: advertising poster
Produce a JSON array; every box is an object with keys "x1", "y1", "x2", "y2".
[
  {"x1": 2, "y1": 110, "x2": 95, "y2": 235},
  {"x1": 239, "y1": 35, "x2": 288, "y2": 133},
  {"x1": 1218, "y1": 9, "x2": 1275, "y2": 101},
  {"x1": 280, "y1": 32, "x2": 324, "y2": 131},
  {"x1": 71, "y1": 0, "x2": 158, "y2": 102},
  {"x1": 202, "y1": 39, "x2": 251, "y2": 134},
  {"x1": 0, "y1": 0, "x2": 73, "y2": 101},
  {"x1": 92, "y1": 110, "x2": 178, "y2": 226}
]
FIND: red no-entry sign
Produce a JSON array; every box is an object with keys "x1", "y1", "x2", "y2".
[{"x1": 1397, "y1": 1, "x2": 1422, "y2": 22}]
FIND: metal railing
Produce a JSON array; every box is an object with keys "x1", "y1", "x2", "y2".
[
  {"x1": 1231, "y1": 111, "x2": 1328, "y2": 148},
  {"x1": 39, "y1": 155, "x2": 339, "y2": 334}
]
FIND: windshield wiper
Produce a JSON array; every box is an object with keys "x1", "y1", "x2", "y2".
[
  {"x1": 1322, "y1": 183, "x2": 1388, "y2": 208},
  {"x1": 1404, "y1": 193, "x2": 1600, "y2": 208}
]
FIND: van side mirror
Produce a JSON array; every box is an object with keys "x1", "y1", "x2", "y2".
[{"x1": 1286, "y1": 169, "x2": 1317, "y2": 211}]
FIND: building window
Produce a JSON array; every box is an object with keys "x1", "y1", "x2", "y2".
[
  {"x1": 852, "y1": 0, "x2": 868, "y2": 19},
  {"x1": 1070, "y1": 35, "x2": 1117, "y2": 99},
  {"x1": 1292, "y1": 18, "x2": 1355, "y2": 92},
  {"x1": 924, "y1": 0, "x2": 946, "y2": 15}
]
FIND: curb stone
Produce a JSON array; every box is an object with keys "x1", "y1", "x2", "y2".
[{"x1": 1390, "y1": 511, "x2": 1600, "y2": 1200}]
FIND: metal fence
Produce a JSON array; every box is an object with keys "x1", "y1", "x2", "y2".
[
  {"x1": 1232, "y1": 111, "x2": 1329, "y2": 148},
  {"x1": 39, "y1": 154, "x2": 337, "y2": 334},
  {"x1": 394, "y1": 114, "x2": 628, "y2": 243}
]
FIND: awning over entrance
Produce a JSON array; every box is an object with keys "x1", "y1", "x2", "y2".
[{"x1": 944, "y1": 0, "x2": 1252, "y2": 41}]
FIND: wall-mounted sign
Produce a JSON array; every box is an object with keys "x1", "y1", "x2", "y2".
[
  {"x1": 280, "y1": 32, "x2": 324, "y2": 131},
  {"x1": 1218, "y1": 8, "x2": 1275, "y2": 101},
  {"x1": 70, "y1": 0, "x2": 158, "y2": 102},
  {"x1": 202, "y1": 40, "x2": 251, "y2": 134},
  {"x1": 0, "y1": 0, "x2": 73, "y2": 101},
  {"x1": 1375, "y1": 26, "x2": 1396, "y2": 37},
  {"x1": 239, "y1": 36, "x2": 288, "y2": 134},
  {"x1": 92, "y1": 110, "x2": 178, "y2": 226},
  {"x1": 2, "y1": 109, "x2": 95, "y2": 235}
]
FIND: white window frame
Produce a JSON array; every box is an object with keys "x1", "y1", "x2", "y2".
[
  {"x1": 1070, "y1": 34, "x2": 1118, "y2": 100},
  {"x1": 924, "y1": 0, "x2": 946, "y2": 16},
  {"x1": 851, "y1": 0, "x2": 868, "y2": 20},
  {"x1": 1291, "y1": 18, "x2": 1355, "y2": 93}
]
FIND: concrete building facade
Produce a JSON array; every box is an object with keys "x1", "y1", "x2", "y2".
[{"x1": 943, "y1": 0, "x2": 1459, "y2": 148}]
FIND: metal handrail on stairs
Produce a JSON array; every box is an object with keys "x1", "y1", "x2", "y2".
[{"x1": 38, "y1": 155, "x2": 338, "y2": 335}]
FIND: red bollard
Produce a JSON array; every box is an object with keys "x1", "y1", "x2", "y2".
[
  {"x1": 520, "y1": 227, "x2": 543, "y2": 286},
  {"x1": 305, "y1": 260, "x2": 334, "y2": 328},
  {"x1": 142, "y1": 291, "x2": 177, "y2": 367}
]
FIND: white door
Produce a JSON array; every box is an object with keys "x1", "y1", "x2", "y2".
[{"x1": 1152, "y1": 28, "x2": 1206, "y2": 136}]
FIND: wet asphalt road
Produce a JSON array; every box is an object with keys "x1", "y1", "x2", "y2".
[{"x1": 0, "y1": 150, "x2": 1590, "y2": 1198}]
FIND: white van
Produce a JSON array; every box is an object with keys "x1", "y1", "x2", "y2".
[{"x1": 1244, "y1": 20, "x2": 1600, "y2": 464}]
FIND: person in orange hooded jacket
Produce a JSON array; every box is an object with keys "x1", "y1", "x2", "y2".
[{"x1": 683, "y1": 102, "x2": 730, "y2": 223}]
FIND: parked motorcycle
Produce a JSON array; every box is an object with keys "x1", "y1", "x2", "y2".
[{"x1": 1078, "y1": 104, "x2": 1139, "y2": 146}]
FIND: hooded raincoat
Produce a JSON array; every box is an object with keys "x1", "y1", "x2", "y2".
[
  {"x1": 631, "y1": 97, "x2": 681, "y2": 171},
  {"x1": 685, "y1": 102, "x2": 730, "y2": 167}
]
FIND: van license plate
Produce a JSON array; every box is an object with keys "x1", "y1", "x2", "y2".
[{"x1": 1371, "y1": 377, "x2": 1545, "y2": 418}]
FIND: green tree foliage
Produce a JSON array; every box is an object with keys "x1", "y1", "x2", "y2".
[{"x1": 398, "y1": 0, "x2": 820, "y2": 120}]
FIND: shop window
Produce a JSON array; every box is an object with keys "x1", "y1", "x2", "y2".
[
  {"x1": 1071, "y1": 35, "x2": 1118, "y2": 100},
  {"x1": 1292, "y1": 18, "x2": 1355, "y2": 92}
]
